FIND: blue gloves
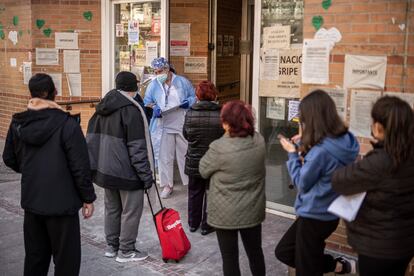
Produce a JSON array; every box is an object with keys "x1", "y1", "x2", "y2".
[
  {"x1": 180, "y1": 100, "x2": 190, "y2": 109},
  {"x1": 153, "y1": 105, "x2": 162, "y2": 118}
]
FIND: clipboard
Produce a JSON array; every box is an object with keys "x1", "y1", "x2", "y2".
[{"x1": 161, "y1": 105, "x2": 181, "y2": 115}]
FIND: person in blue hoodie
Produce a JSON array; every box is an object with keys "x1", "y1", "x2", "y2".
[{"x1": 275, "y1": 90, "x2": 360, "y2": 276}]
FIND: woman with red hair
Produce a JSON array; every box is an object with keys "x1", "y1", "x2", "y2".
[
  {"x1": 200, "y1": 100, "x2": 266, "y2": 276},
  {"x1": 183, "y1": 81, "x2": 224, "y2": 235}
]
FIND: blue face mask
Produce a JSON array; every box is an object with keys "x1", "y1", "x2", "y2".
[{"x1": 157, "y1": 73, "x2": 168, "y2": 84}]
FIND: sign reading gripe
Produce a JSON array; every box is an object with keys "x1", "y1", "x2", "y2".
[
  {"x1": 343, "y1": 55, "x2": 387, "y2": 90},
  {"x1": 259, "y1": 48, "x2": 302, "y2": 98}
]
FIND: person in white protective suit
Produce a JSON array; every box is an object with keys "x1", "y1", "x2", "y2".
[{"x1": 144, "y1": 57, "x2": 196, "y2": 198}]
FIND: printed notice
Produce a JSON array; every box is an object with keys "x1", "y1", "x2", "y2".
[
  {"x1": 384, "y1": 92, "x2": 414, "y2": 108},
  {"x1": 36, "y1": 48, "x2": 59, "y2": 65},
  {"x1": 49, "y1": 73, "x2": 62, "y2": 96},
  {"x1": 128, "y1": 20, "x2": 139, "y2": 45},
  {"x1": 259, "y1": 48, "x2": 302, "y2": 98},
  {"x1": 23, "y1": 62, "x2": 32, "y2": 85},
  {"x1": 302, "y1": 39, "x2": 330, "y2": 84},
  {"x1": 67, "y1": 73, "x2": 81, "y2": 96},
  {"x1": 288, "y1": 100, "x2": 300, "y2": 122},
  {"x1": 344, "y1": 55, "x2": 387, "y2": 89},
  {"x1": 263, "y1": 25, "x2": 291, "y2": 49},
  {"x1": 266, "y1": 97, "x2": 285, "y2": 120},
  {"x1": 170, "y1": 23, "x2": 190, "y2": 56},
  {"x1": 184, "y1": 57, "x2": 207, "y2": 74},
  {"x1": 135, "y1": 49, "x2": 146, "y2": 66},
  {"x1": 326, "y1": 88, "x2": 348, "y2": 121},
  {"x1": 116, "y1": 23, "x2": 124, "y2": 37},
  {"x1": 260, "y1": 49, "x2": 279, "y2": 81},
  {"x1": 55, "y1": 32, "x2": 78, "y2": 49},
  {"x1": 146, "y1": 41, "x2": 158, "y2": 65},
  {"x1": 63, "y1": 50, "x2": 80, "y2": 73},
  {"x1": 350, "y1": 90, "x2": 382, "y2": 138}
]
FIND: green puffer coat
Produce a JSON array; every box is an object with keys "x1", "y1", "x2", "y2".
[{"x1": 199, "y1": 132, "x2": 266, "y2": 230}]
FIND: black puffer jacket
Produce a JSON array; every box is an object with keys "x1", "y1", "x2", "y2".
[
  {"x1": 332, "y1": 144, "x2": 414, "y2": 259},
  {"x1": 183, "y1": 101, "x2": 224, "y2": 177},
  {"x1": 86, "y1": 89, "x2": 153, "y2": 190},
  {"x1": 2, "y1": 108, "x2": 96, "y2": 216}
]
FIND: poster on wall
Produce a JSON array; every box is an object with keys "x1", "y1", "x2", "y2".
[
  {"x1": 343, "y1": 55, "x2": 387, "y2": 89},
  {"x1": 184, "y1": 57, "x2": 207, "y2": 74},
  {"x1": 120, "y1": 51, "x2": 130, "y2": 71},
  {"x1": 116, "y1": 24, "x2": 124, "y2": 37},
  {"x1": 350, "y1": 90, "x2": 382, "y2": 138},
  {"x1": 128, "y1": 20, "x2": 139, "y2": 45},
  {"x1": 23, "y1": 62, "x2": 32, "y2": 85},
  {"x1": 217, "y1": 35, "x2": 223, "y2": 57},
  {"x1": 135, "y1": 49, "x2": 146, "y2": 66},
  {"x1": 384, "y1": 92, "x2": 414, "y2": 108},
  {"x1": 146, "y1": 41, "x2": 158, "y2": 65},
  {"x1": 260, "y1": 48, "x2": 279, "y2": 81},
  {"x1": 288, "y1": 100, "x2": 300, "y2": 122},
  {"x1": 266, "y1": 97, "x2": 285, "y2": 120},
  {"x1": 66, "y1": 73, "x2": 81, "y2": 96},
  {"x1": 263, "y1": 25, "x2": 291, "y2": 49},
  {"x1": 151, "y1": 18, "x2": 161, "y2": 34},
  {"x1": 55, "y1": 32, "x2": 78, "y2": 49},
  {"x1": 301, "y1": 39, "x2": 330, "y2": 84},
  {"x1": 170, "y1": 23, "x2": 191, "y2": 56},
  {"x1": 259, "y1": 48, "x2": 302, "y2": 98},
  {"x1": 63, "y1": 50, "x2": 80, "y2": 73},
  {"x1": 324, "y1": 88, "x2": 348, "y2": 121},
  {"x1": 49, "y1": 73, "x2": 62, "y2": 96},
  {"x1": 36, "y1": 48, "x2": 59, "y2": 65}
]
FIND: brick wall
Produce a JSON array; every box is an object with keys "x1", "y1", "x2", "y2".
[{"x1": 302, "y1": 0, "x2": 414, "y2": 273}]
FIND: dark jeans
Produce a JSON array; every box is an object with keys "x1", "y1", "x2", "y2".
[
  {"x1": 359, "y1": 255, "x2": 411, "y2": 276},
  {"x1": 275, "y1": 217, "x2": 339, "y2": 276},
  {"x1": 216, "y1": 224, "x2": 266, "y2": 276},
  {"x1": 188, "y1": 176, "x2": 210, "y2": 230},
  {"x1": 23, "y1": 211, "x2": 81, "y2": 276}
]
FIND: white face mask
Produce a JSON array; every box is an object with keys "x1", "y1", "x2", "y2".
[{"x1": 157, "y1": 73, "x2": 168, "y2": 84}]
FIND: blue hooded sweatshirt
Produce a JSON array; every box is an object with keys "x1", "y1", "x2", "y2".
[{"x1": 287, "y1": 132, "x2": 360, "y2": 221}]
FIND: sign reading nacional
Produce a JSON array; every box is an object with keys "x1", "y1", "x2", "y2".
[{"x1": 343, "y1": 55, "x2": 387, "y2": 89}]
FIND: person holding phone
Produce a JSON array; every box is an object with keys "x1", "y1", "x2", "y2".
[
  {"x1": 332, "y1": 96, "x2": 414, "y2": 276},
  {"x1": 275, "y1": 90, "x2": 360, "y2": 275}
]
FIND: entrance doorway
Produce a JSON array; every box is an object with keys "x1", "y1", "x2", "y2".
[{"x1": 210, "y1": 0, "x2": 254, "y2": 104}]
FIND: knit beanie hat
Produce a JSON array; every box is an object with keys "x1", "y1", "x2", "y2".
[{"x1": 115, "y1": 71, "x2": 138, "y2": 92}]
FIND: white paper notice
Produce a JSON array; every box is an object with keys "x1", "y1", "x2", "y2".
[
  {"x1": 302, "y1": 39, "x2": 330, "y2": 84},
  {"x1": 63, "y1": 50, "x2": 80, "y2": 73},
  {"x1": 384, "y1": 92, "x2": 414, "y2": 108},
  {"x1": 314, "y1": 27, "x2": 342, "y2": 50},
  {"x1": 128, "y1": 20, "x2": 139, "y2": 45},
  {"x1": 23, "y1": 62, "x2": 32, "y2": 84},
  {"x1": 260, "y1": 49, "x2": 279, "y2": 80},
  {"x1": 350, "y1": 90, "x2": 382, "y2": 138},
  {"x1": 146, "y1": 41, "x2": 158, "y2": 65},
  {"x1": 266, "y1": 98, "x2": 285, "y2": 120},
  {"x1": 10, "y1": 58, "x2": 17, "y2": 67},
  {"x1": 116, "y1": 23, "x2": 124, "y2": 37},
  {"x1": 67, "y1": 73, "x2": 81, "y2": 96},
  {"x1": 49, "y1": 73, "x2": 62, "y2": 96},
  {"x1": 36, "y1": 48, "x2": 59, "y2": 65},
  {"x1": 170, "y1": 23, "x2": 191, "y2": 56},
  {"x1": 288, "y1": 100, "x2": 300, "y2": 121},
  {"x1": 184, "y1": 57, "x2": 207, "y2": 74},
  {"x1": 344, "y1": 55, "x2": 387, "y2": 89},
  {"x1": 328, "y1": 192, "x2": 366, "y2": 222},
  {"x1": 8, "y1": 31, "x2": 18, "y2": 45},
  {"x1": 263, "y1": 25, "x2": 291, "y2": 49},
  {"x1": 55, "y1": 32, "x2": 78, "y2": 49},
  {"x1": 325, "y1": 88, "x2": 348, "y2": 121}
]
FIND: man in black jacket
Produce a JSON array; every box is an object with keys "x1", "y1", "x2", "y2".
[
  {"x1": 2, "y1": 73, "x2": 96, "y2": 276},
  {"x1": 86, "y1": 71, "x2": 154, "y2": 263}
]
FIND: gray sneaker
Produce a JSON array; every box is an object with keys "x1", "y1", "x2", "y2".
[
  {"x1": 115, "y1": 249, "x2": 149, "y2": 263},
  {"x1": 104, "y1": 246, "x2": 118, "y2": 258}
]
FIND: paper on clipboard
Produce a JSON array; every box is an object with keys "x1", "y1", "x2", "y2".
[
  {"x1": 161, "y1": 105, "x2": 181, "y2": 115},
  {"x1": 328, "y1": 192, "x2": 366, "y2": 222}
]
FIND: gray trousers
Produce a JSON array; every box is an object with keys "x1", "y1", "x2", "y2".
[{"x1": 104, "y1": 188, "x2": 144, "y2": 252}]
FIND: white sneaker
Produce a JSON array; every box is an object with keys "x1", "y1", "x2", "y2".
[
  {"x1": 104, "y1": 246, "x2": 118, "y2": 258},
  {"x1": 160, "y1": 186, "x2": 173, "y2": 199},
  {"x1": 115, "y1": 249, "x2": 149, "y2": 263}
]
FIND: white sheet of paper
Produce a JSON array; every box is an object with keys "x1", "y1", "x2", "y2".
[
  {"x1": 67, "y1": 73, "x2": 81, "y2": 96},
  {"x1": 10, "y1": 58, "x2": 17, "y2": 67},
  {"x1": 260, "y1": 48, "x2": 279, "y2": 81},
  {"x1": 49, "y1": 73, "x2": 62, "y2": 96},
  {"x1": 343, "y1": 55, "x2": 387, "y2": 89},
  {"x1": 263, "y1": 25, "x2": 291, "y2": 49},
  {"x1": 302, "y1": 39, "x2": 330, "y2": 84},
  {"x1": 128, "y1": 20, "x2": 139, "y2": 45},
  {"x1": 116, "y1": 23, "x2": 124, "y2": 37},
  {"x1": 23, "y1": 62, "x2": 32, "y2": 84},
  {"x1": 266, "y1": 98, "x2": 285, "y2": 120},
  {"x1": 146, "y1": 41, "x2": 158, "y2": 66},
  {"x1": 36, "y1": 48, "x2": 59, "y2": 65},
  {"x1": 350, "y1": 90, "x2": 382, "y2": 138},
  {"x1": 384, "y1": 92, "x2": 414, "y2": 108},
  {"x1": 161, "y1": 105, "x2": 181, "y2": 115},
  {"x1": 328, "y1": 192, "x2": 367, "y2": 222},
  {"x1": 325, "y1": 88, "x2": 348, "y2": 121},
  {"x1": 288, "y1": 100, "x2": 300, "y2": 121},
  {"x1": 55, "y1": 32, "x2": 78, "y2": 49},
  {"x1": 63, "y1": 50, "x2": 80, "y2": 73},
  {"x1": 170, "y1": 23, "x2": 191, "y2": 56},
  {"x1": 184, "y1": 57, "x2": 208, "y2": 74},
  {"x1": 8, "y1": 31, "x2": 18, "y2": 45}
]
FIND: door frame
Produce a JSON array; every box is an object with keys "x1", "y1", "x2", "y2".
[{"x1": 101, "y1": 0, "x2": 169, "y2": 96}]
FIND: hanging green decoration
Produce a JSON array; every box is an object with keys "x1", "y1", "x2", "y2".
[
  {"x1": 13, "y1": 16, "x2": 19, "y2": 26},
  {"x1": 312, "y1": 16, "x2": 324, "y2": 31},
  {"x1": 0, "y1": 30, "x2": 5, "y2": 40},
  {"x1": 83, "y1": 11, "x2": 93, "y2": 21},
  {"x1": 43, "y1": 28, "x2": 52, "y2": 37},
  {"x1": 18, "y1": 30, "x2": 23, "y2": 37},
  {"x1": 322, "y1": 0, "x2": 332, "y2": 10},
  {"x1": 36, "y1": 19, "x2": 45, "y2": 29}
]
